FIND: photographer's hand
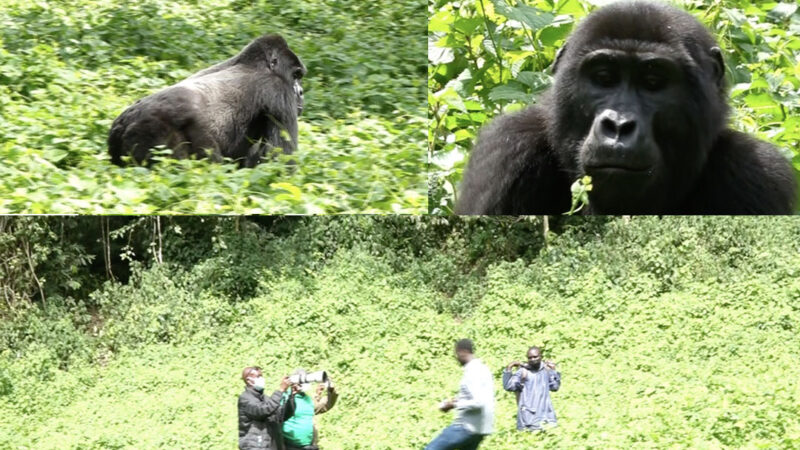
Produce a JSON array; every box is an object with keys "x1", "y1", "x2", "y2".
[
  {"x1": 544, "y1": 360, "x2": 556, "y2": 370},
  {"x1": 279, "y1": 376, "x2": 291, "y2": 392}
]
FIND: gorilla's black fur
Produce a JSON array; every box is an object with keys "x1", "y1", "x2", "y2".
[
  {"x1": 456, "y1": 1, "x2": 797, "y2": 214},
  {"x1": 109, "y1": 34, "x2": 306, "y2": 168}
]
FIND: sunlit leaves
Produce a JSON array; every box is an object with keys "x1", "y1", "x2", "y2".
[
  {"x1": 4, "y1": 217, "x2": 800, "y2": 447},
  {"x1": 767, "y1": 3, "x2": 798, "y2": 22}
]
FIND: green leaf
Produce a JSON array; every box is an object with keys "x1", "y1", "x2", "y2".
[
  {"x1": 454, "y1": 17, "x2": 484, "y2": 35},
  {"x1": 767, "y1": 3, "x2": 798, "y2": 22},
  {"x1": 508, "y1": 5, "x2": 555, "y2": 31},
  {"x1": 429, "y1": 10, "x2": 455, "y2": 33},
  {"x1": 488, "y1": 84, "x2": 532, "y2": 103}
]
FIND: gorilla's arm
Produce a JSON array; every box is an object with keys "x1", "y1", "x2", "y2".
[
  {"x1": 241, "y1": 78, "x2": 299, "y2": 166},
  {"x1": 456, "y1": 107, "x2": 572, "y2": 214},
  {"x1": 686, "y1": 130, "x2": 797, "y2": 214}
]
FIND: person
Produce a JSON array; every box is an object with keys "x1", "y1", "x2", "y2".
[
  {"x1": 238, "y1": 366, "x2": 292, "y2": 450},
  {"x1": 281, "y1": 369, "x2": 338, "y2": 450},
  {"x1": 426, "y1": 339, "x2": 495, "y2": 450},
  {"x1": 502, "y1": 346, "x2": 561, "y2": 431},
  {"x1": 310, "y1": 377, "x2": 338, "y2": 444}
]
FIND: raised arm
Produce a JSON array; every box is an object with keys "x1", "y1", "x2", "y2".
[
  {"x1": 502, "y1": 368, "x2": 523, "y2": 392},
  {"x1": 240, "y1": 390, "x2": 285, "y2": 420},
  {"x1": 315, "y1": 385, "x2": 338, "y2": 414}
]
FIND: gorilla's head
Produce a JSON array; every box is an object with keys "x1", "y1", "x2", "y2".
[
  {"x1": 548, "y1": 1, "x2": 728, "y2": 213},
  {"x1": 241, "y1": 34, "x2": 307, "y2": 115}
]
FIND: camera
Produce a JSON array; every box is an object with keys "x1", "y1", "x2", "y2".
[{"x1": 289, "y1": 370, "x2": 328, "y2": 385}]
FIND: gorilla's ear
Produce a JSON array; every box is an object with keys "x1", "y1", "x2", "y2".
[
  {"x1": 269, "y1": 51, "x2": 279, "y2": 71},
  {"x1": 710, "y1": 47, "x2": 725, "y2": 86},
  {"x1": 552, "y1": 45, "x2": 567, "y2": 74}
]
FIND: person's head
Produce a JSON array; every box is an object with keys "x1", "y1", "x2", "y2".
[
  {"x1": 527, "y1": 346, "x2": 542, "y2": 370},
  {"x1": 242, "y1": 366, "x2": 265, "y2": 391},
  {"x1": 455, "y1": 339, "x2": 475, "y2": 366}
]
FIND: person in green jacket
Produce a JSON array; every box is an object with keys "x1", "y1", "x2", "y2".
[{"x1": 281, "y1": 369, "x2": 338, "y2": 450}]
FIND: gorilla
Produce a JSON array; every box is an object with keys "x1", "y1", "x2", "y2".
[
  {"x1": 456, "y1": 1, "x2": 797, "y2": 214},
  {"x1": 109, "y1": 34, "x2": 306, "y2": 168}
]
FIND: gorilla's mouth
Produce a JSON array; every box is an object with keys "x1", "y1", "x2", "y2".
[
  {"x1": 581, "y1": 142, "x2": 657, "y2": 177},
  {"x1": 583, "y1": 164, "x2": 652, "y2": 175}
]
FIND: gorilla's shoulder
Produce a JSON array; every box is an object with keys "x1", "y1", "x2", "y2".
[
  {"x1": 479, "y1": 105, "x2": 551, "y2": 139},
  {"x1": 691, "y1": 130, "x2": 798, "y2": 214}
]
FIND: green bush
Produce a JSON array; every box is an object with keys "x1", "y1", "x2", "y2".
[
  {"x1": 90, "y1": 263, "x2": 235, "y2": 351},
  {"x1": 1, "y1": 217, "x2": 800, "y2": 447},
  {"x1": 0, "y1": 0, "x2": 426, "y2": 213}
]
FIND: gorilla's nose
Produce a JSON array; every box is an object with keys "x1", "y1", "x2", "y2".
[{"x1": 596, "y1": 109, "x2": 637, "y2": 146}]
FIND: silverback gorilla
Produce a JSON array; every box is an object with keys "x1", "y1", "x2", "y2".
[
  {"x1": 456, "y1": 1, "x2": 797, "y2": 214},
  {"x1": 109, "y1": 34, "x2": 305, "y2": 168}
]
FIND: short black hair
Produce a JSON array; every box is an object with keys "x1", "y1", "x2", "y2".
[
  {"x1": 528, "y1": 346, "x2": 542, "y2": 354},
  {"x1": 455, "y1": 339, "x2": 474, "y2": 353}
]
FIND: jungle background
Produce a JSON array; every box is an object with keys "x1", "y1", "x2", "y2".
[
  {"x1": 0, "y1": 0, "x2": 426, "y2": 213},
  {"x1": 428, "y1": 0, "x2": 800, "y2": 213},
  {"x1": 1, "y1": 216, "x2": 799, "y2": 448}
]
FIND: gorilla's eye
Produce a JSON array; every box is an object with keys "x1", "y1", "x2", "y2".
[
  {"x1": 590, "y1": 68, "x2": 619, "y2": 88},
  {"x1": 293, "y1": 68, "x2": 303, "y2": 80},
  {"x1": 270, "y1": 57, "x2": 278, "y2": 68},
  {"x1": 642, "y1": 73, "x2": 667, "y2": 91}
]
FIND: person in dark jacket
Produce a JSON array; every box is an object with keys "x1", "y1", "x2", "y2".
[{"x1": 238, "y1": 366, "x2": 292, "y2": 450}]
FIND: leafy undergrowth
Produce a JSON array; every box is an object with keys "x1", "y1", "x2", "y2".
[
  {"x1": 0, "y1": 0, "x2": 426, "y2": 213},
  {"x1": 428, "y1": 0, "x2": 800, "y2": 213},
  {"x1": 0, "y1": 115, "x2": 425, "y2": 213},
  {"x1": 1, "y1": 217, "x2": 799, "y2": 448}
]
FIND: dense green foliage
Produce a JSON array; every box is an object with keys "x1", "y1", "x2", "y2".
[
  {"x1": 0, "y1": 0, "x2": 426, "y2": 213},
  {"x1": 428, "y1": 0, "x2": 800, "y2": 213},
  {"x1": 2, "y1": 216, "x2": 800, "y2": 448}
]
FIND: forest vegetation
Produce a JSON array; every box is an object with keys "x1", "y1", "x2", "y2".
[{"x1": 2, "y1": 216, "x2": 799, "y2": 448}]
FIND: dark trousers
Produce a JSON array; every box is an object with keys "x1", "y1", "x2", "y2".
[
  {"x1": 284, "y1": 443, "x2": 318, "y2": 450},
  {"x1": 425, "y1": 424, "x2": 486, "y2": 450}
]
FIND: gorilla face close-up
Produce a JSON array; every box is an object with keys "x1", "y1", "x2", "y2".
[
  {"x1": 109, "y1": 33, "x2": 306, "y2": 168},
  {"x1": 456, "y1": 1, "x2": 797, "y2": 215}
]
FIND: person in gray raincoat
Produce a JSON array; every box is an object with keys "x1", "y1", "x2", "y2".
[{"x1": 502, "y1": 346, "x2": 561, "y2": 431}]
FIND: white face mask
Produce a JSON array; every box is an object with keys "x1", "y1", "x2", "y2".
[{"x1": 252, "y1": 376, "x2": 265, "y2": 391}]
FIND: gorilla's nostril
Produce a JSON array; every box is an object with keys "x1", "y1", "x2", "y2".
[
  {"x1": 619, "y1": 120, "x2": 636, "y2": 137},
  {"x1": 600, "y1": 118, "x2": 617, "y2": 137}
]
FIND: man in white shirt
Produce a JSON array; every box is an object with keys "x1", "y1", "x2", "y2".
[{"x1": 425, "y1": 339, "x2": 495, "y2": 450}]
